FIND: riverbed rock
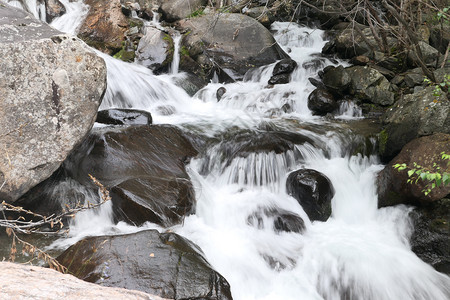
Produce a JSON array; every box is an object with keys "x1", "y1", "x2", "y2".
[
  {"x1": 379, "y1": 86, "x2": 449, "y2": 162},
  {"x1": 409, "y1": 198, "x2": 450, "y2": 275},
  {"x1": 377, "y1": 133, "x2": 450, "y2": 207},
  {"x1": 307, "y1": 88, "x2": 338, "y2": 115},
  {"x1": 334, "y1": 26, "x2": 396, "y2": 59},
  {"x1": 268, "y1": 58, "x2": 297, "y2": 85},
  {"x1": 57, "y1": 230, "x2": 233, "y2": 300},
  {"x1": 44, "y1": 0, "x2": 66, "y2": 23},
  {"x1": 78, "y1": 0, "x2": 129, "y2": 54},
  {"x1": 65, "y1": 125, "x2": 198, "y2": 227},
  {"x1": 96, "y1": 109, "x2": 153, "y2": 126},
  {"x1": 159, "y1": 0, "x2": 207, "y2": 22},
  {"x1": 135, "y1": 27, "x2": 172, "y2": 72},
  {"x1": 247, "y1": 206, "x2": 306, "y2": 234},
  {"x1": 286, "y1": 169, "x2": 335, "y2": 222},
  {"x1": 322, "y1": 65, "x2": 351, "y2": 96},
  {"x1": 0, "y1": 262, "x2": 169, "y2": 300},
  {"x1": 0, "y1": 4, "x2": 107, "y2": 202},
  {"x1": 407, "y1": 41, "x2": 440, "y2": 67},
  {"x1": 346, "y1": 66, "x2": 395, "y2": 106},
  {"x1": 179, "y1": 12, "x2": 289, "y2": 80}
]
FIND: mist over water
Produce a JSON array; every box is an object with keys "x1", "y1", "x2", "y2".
[{"x1": 18, "y1": 3, "x2": 450, "y2": 299}]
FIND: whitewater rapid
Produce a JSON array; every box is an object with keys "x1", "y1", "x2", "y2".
[{"x1": 9, "y1": 2, "x2": 448, "y2": 299}]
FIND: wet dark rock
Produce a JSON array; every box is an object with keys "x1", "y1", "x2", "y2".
[
  {"x1": 272, "y1": 58, "x2": 297, "y2": 76},
  {"x1": 173, "y1": 73, "x2": 207, "y2": 96},
  {"x1": 66, "y1": 125, "x2": 198, "y2": 227},
  {"x1": 44, "y1": 0, "x2": 66, "y2": 23},
  {"x1": 379, "y1": 87, "x2": 449, "y2": 162},
  {"x1": 57, "y1": 230, "x2": 233, "y2": 300},
  {"x1": 179, "y1": 13, "x2": 289, "y2": 80},
  {"x1": 302, "y1": 58, "x2": 326, "y2": 71},
  {"x1": 216, "y1": 87, "x2": 227, "y2": 101},
  {"x1": 409, "y1": 198, "x2": 450, "y2": 275},
  {"x1": 286, "y1": 169, "x2": 335, "y2": 222},
  {"x1": 268, "y1": 58, "x2": 297, "y2": 85},
  {"x1": 214, "y1": 129, "x2": 316, "y2": 164},
  {"x1": 308, "y1": 77, "x2": 325, "y2": 89},
  {"x1": 307, "y1": 88, "x2": 338, "y2": 116},
  {"x1": 0, "y1": 4, "x2": 106, "y2": 202},
  {"x1": 96, "y1": 109, "x2": 152, "y2": 126},
  {"x1": 268, "y1": 74, "x2": 291, "y2": 85},
  {"x1": 322, "y1": 65, "x2": 351, "y2": 96},
  {"x1": 247, "y1": 206, "x2": 306, "y2": 234},
  {"x1": 377, "y1": 133, "x2": 450, "y2": 207}
]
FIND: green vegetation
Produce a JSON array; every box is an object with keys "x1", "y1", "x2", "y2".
[
  {"x1": 188, "y1": 7, "x2": 205, "y2": 18},
  {"x1": 378, "y1": 129, "x2": 388, "y2": 154},
  {"x1": 424, "y1": 74, "x2": 450, "y2": 98},
  {"x1": 393, "y1": 152, "x2": 450, "y2": 196}
]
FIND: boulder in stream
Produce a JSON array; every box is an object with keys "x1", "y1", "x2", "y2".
[
  {"x1": 179, "y1": 12, "x2": 289, "y2": 80},
  {"x1": 16, "y1": 125, "x2": 198, "y2": 227},
  {"x1": 57, "y1": 230, "x2": 233, "y2": 300},
  {"x1": 96, "y1": 109, "x2": 153, "y2": 126},
  {"x1": 307, "y1": 88, "x2": 338, "y2": 115},
  {"x1": 268, "y1": 58, "x2": 297, "y2": 85},
  {"x1": 377, "y1": 133, "x2": 450, "y2": 207},
  {"x1": 0, "y1": 4, "x2": 107, "y2": 203},
  {"x1": 286, "y1": 169, "x2": 335, "y2": 222},
  {"x1": 159, "y1": 0, "x2": 207, "y2": 22},
  {"x1": 135, "y1": 27, "x2": 172, "y2": 72},
  {"x1": 247, "y1": 206, "x2": 306, "y2": 234},
  {"x1": 78, "y1": 0, "x2": 129, "y2": 54},
  {"x1": 65, "y1": 125, "x2": 198, "y2": 227}
]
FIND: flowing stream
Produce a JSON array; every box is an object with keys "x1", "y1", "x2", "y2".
[{"x1": 5, "y1": 2, "x2": 450, "y2": 299}]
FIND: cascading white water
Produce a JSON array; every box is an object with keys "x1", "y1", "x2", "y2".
[
  {"x1": 170, "y1": 32, "x2": 182, "y2": 75},
  {"x1": 50, "y1": 0, "x2": 89, "y2": 35},
  {"x1": 6, "y1": 0, "x2": 45, "y2": 21},
  {"x1": 13, "y1": 2, "x2": 449, "y2": 298}
]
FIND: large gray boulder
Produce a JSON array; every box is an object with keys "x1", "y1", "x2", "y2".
[
  {"x1": 0, "y1": 4, "x2": 107, "y2": 202},
  {"x1": 159, "y1": 0, "x2": 207, "y2": 22},
  {"x1": 0, "y1": 262, "x2": 168, "y2": 300},
  {"x1": 179, "y1": 13, "x2": 289, "y2": 80},
  {"x1": 379, "y1": 86, "x2": 449, "y2": 162}
]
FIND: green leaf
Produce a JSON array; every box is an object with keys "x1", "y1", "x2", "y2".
[{"x1": 408, "y1": 170, "x2": 415, "y2": 177}]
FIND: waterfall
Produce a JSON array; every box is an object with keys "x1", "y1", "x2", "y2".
[
  {"x1": 9, "y1": 2, "x2": 450, "y2": 299},
  {"x1": 170, "y1": 32, "x2": 182, "y2": 75},
  {"x1": 50, "y1": 0, "x2": 89, "y2": 35}
]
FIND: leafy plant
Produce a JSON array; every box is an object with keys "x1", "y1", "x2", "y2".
[
  {"x1": 424, "y1": 74, "x2": 450, "y2": 97},
  {"x1": 188, "y1": 7, "x2": 205, "y2": 18},
  {"x1": 393, "y1": 152, "x2": 450, "y2": 196}
]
